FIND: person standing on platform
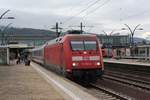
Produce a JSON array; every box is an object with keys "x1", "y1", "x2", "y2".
[{"x1": 16, "y1": 53, "x2": 21, "y2": 64}]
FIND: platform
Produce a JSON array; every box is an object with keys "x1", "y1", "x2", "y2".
[
  {"x1": 0, "y1": 62, "x2": 98, "y2": 100},
  {"x1": 31, "y1": 62, "x2": 98, "y2": 100},
  {"x1": 104, "y1": 58, "x2": 150, "y2": 66},
  {"x1": 0, "y1": 64, "x2": 65, "y2": 100}
]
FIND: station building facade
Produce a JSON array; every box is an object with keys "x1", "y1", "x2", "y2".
[
  {"x1": 0, "y1": 31, "x2": 131, "y2": 59},
  {"x1": 1, "y1": 30, "x2": 148, "y2": 61},
  {"x1": 96, "y1": 34, "x2": 150, "y2": 59},
  {"x1": 2, "y1": 33, "x2": 56, "y2": 46},
  {"x1": 0, "y1": 29, "x2": 56, "y2": 65},
  {"x1": 0, "y1": 44, "x2": 33, "y2": 65},
  {"x1": 96, "y1": 34, "x2": 130, "y2": 58},
  {"x1": 133, "y1": 45, "x2": 150, "y2": 60},
  {"x1": 0, "y1": 28, "x2": 57, "y2": 46},
  {"x1": 97, "y1": 34, "x2": 130, "y2": 48}
]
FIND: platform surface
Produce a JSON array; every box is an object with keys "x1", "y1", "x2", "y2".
[
  {"x1": 0, "y1": 64, "x2": 65, "y2": 100},
  {"x1": 104, "y1": 58, "x2": 150, "y2": 66},
  {"x1": 31, "y1": 62, "x2": 98, "y2": 100}
]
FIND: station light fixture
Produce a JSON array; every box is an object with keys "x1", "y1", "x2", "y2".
[
  {"x1": 121, "y1": 28, "x2": 126, "y2": 30},
  {"x1": 2, "y1": 17, "x2": 15, "y2": 19}
]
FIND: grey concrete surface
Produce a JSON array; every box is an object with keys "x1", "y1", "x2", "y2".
[
  {"x1": 31, "y1": 62, "x2": 98, "y2": 100},
  {"x1": 0, "y1": 64, "x2": 64, "y2": 100},
  {"x1": 104, "y1": 58, "x2": 150, "y2": 66}
]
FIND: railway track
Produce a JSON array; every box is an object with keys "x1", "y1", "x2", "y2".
[
  {"x1": 104, "y1": 62, "x2": 150, "y2": 76},
  {"x1": 89, "y1": 77, "x2": 150, "y2": 100},
  {"x1": 90, "y1": 83, "x2": 130, "y2": 100},
  {"x1": 103, "y1": 64, "x2": 150, "y2": 92},
  {"x1": 103, "y1": 75, "x2": 150, "y2": 91},
  {"x1": 85, "y1": 67, "x2": 150, "y2": 100},
  {"x1": 106, "y1": 67, "x2": 150, "y2": 76},
  {"x1": 105, "y1": 70, "x2": 150, "y2": 85},
  {"x1": 70, "y1": 68, "x2": 150, "y2": 100}
]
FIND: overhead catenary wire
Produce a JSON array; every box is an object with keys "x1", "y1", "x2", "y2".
[
  {"x1": 78, "y1": 0, "x2": 111, "y2": 32},
  {"x1": 82, "y1": 0, "x2": 111, "y2": 18},
  {"x1": 66, "y1": 0, "x2": 95, "y2": 16},
  {"x1": 62, "y1": 0, "x2": 102, "y2": 24}
]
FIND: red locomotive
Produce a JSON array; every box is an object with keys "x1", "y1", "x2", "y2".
[{"x1": 32, "y1": 34, "x2": 104, "y2": 82}]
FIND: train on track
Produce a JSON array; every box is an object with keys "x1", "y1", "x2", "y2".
[{"x1": 31, "y1": 33, "x2": 104, "y2": 82}]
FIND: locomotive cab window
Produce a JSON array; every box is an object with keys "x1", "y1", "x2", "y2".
[
  {"x1": 70, "y1": 41, "x2": 97, "y2": 51},
  {"x1": 84, "y1": 41, "x2": 97, "y2": 50},
  {"x1": 71, "y1": 41, "x2": 84, "y2": 50}
]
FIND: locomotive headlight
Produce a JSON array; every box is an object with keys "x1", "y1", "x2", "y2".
[
  {"x1": 96, "y1": 62, "x2": 100, "y2": 66},
  {"x1": 72, "y1": 62, "x2": 76, "y2": 66},
  {"x1": 83, "y1": 51, "x2": 87, "y2": 54}
]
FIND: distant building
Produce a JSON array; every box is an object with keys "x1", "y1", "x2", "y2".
[
  {"x1": 5, "y1": 33, "x2": 56, "y2": 46},
  {"x1": 0, "y1": 28, "x2": 57, "y2": 46},
  {"x1": 96, "y1": 34, "x2": 130, "y2": 48},
  {"x1": 96, "y1": 34, "x2": 130, "y2": 58}
]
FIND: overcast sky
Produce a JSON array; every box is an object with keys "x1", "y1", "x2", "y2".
[{"x1": 0, "y1": 0, "x2": 150, "y2": 39}]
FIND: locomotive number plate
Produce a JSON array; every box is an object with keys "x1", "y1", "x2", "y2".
[{"x1": 81, "y1": 62, "x2": 92, "y2": 66}]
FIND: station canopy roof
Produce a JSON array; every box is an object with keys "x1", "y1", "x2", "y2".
[
  {"x1": 0, "y1": 44, "x2": 33, "y2": 49},
  {"x1": 9, "y1": 44, "x2": 33, "y2": 49}
]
